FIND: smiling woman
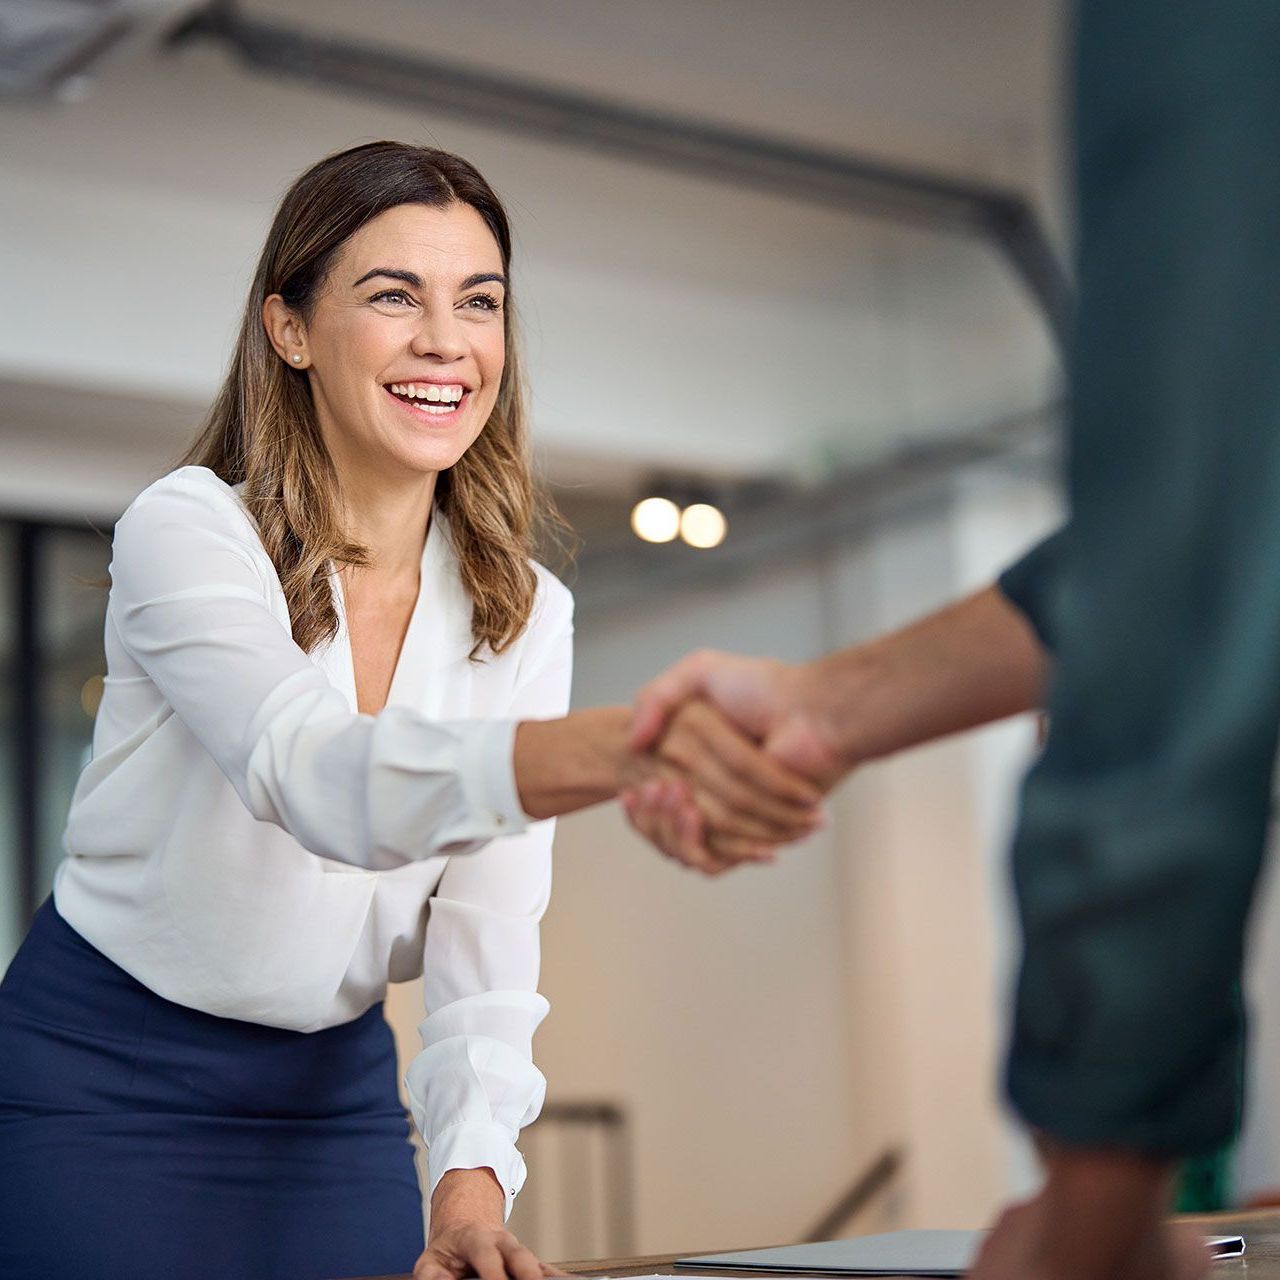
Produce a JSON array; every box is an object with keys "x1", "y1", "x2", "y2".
[
  {"x1": 0, "y1": 141, "x2": 824, "y2": 1280},
  {"x1": 188, "y1": 144, "x2": 537, "y2": 661}
]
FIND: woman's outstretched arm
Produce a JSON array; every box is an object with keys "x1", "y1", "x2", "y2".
[{"x1": 107, "y1": 469, "x2": 819, "y2": 874}]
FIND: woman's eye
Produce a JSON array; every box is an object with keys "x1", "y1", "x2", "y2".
[
  {"x1": 463, "y1": 293, "x2": 502, "y2": 313},
  {"x1": 370, "y1": 289, "x2": 413, "y2": 306}
]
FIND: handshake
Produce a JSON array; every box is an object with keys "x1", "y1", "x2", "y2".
[
  {"x1": 517, "y1": 585, "x2": 1041, "y2": 871},
  {"x1": 619, "y1": 649, "x2": 850, "y2": 875},
  {"x1": 514, "y1": 647, "x2": 852, "y2": 864}
]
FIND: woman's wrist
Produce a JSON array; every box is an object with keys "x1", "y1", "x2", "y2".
[
  {"x1": 514, "y1": 707, "x2": 634, "y2": 820},
  {"x1": 429, "y1": 1168, "x2": 506, "y2": 1241}
]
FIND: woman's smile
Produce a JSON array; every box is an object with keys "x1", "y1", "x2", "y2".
[{"x1": 382, "y1": 380, "x2": 473, "y2": 426}]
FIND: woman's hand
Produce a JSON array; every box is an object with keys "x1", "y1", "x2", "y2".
[
  {"x1": 512, "y1": 703, "x2": 824, "y2": 873},
  {"x1": 621, "y1": 698, "x2": 827, "y2": 874},
  {"x1": 416, "y1": 1169, "x2": 566, "y2": 1280},
  {"x1": 413, "y1": 1222, "x2": 562, "y2": 1280}
]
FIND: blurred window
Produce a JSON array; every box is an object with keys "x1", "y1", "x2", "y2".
[{"x1": 0, "y1": 519, "x2": 111, "y2": 971}]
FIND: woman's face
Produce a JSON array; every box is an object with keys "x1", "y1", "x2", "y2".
[{"x1": 277, "y1": 201, "x2": 507, "y2": 483}]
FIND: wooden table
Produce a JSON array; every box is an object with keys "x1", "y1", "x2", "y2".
[{"x1": 352, "y1": 1211, "x2": 1280, "y2": 1280}]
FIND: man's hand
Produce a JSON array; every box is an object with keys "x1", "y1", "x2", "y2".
[
  {"x1": 624, "y1": 652, "x2": 846, "y2": 871},
  {"x1": 971, "y1": 1198, "x2": 1208, "y2": 1280},
  {"x1": 624, "y1": 650, "x2": 844, "y2": 870},
  {"x1": 620, "y1": 697, "x2": 826, "y2": 874},
  {"x1": 970, "y1": 1144, "x2": 1209, "y2": 1280},
  {"x1": 631, "y1": 650, "x2": 847, "y2": 785}
]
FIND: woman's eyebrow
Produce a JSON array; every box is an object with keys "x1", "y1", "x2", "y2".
[
  {"x1": 350, "y1": 269, "x2": 507, "y2": 291},
  {"x1": 351, "y1": 267, "x2": 423, "y2": 289}
]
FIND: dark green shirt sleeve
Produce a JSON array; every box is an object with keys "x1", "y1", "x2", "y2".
[
  {"x1": 996, "y1": 527, "x2": 1067, "y2": 654},
  {"x1": 1004, "y1": 0, "x2": 1280, "y2": 1156}
]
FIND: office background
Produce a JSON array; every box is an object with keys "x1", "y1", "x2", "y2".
[{"x1": 5, "y1": 0, "x2": 1279, "y2": 1262}]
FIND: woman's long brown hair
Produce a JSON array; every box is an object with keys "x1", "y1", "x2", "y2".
[{"x1": 180, "y1": 141, "x2": 559, "y2": 658}]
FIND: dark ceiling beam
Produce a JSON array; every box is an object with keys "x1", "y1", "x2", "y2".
[
  {"x1": 167, "y1": 1, "x2": 1073, "y2": 350},
  {"x1": 0, "y1": 0, "x2": 135, "y2": 99}
]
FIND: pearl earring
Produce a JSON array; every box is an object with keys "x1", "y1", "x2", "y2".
[{"x1": 291, "y1": 354, "x2": 303, "y2": 364}]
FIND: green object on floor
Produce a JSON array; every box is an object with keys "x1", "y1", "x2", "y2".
[{"x1": 1174, "y1": 1145, "x2": 1233, "y2": 1213}]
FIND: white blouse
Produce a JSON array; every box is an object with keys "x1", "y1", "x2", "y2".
[{"x1": 55, "y1": 465, "x2": 572, "y2": 1216}]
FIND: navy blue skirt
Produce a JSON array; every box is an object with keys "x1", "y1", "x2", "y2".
[{"x1": 0, "y1": 897, "x2": 424, "y2": 1280}]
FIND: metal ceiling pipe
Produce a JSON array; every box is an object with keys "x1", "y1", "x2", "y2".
[{"x1": 167, "y1": 1, "x2": 1073, "y2": 350}]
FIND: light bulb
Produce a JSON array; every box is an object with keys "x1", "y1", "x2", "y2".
[
  {"x1": 631, "y1": 496, "x2": 681, "y2": 543},
  {"x1": 680, "y1": 503, "x2": 727, "y2": 549}
]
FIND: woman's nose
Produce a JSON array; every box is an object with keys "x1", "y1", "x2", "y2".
[{"x1": 410, "y1": 311, "x2": 468, "y2": 362}]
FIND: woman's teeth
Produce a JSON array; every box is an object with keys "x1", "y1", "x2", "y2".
[{"x1": 388, "y1": 382, "x2": 466, "y2": 415}]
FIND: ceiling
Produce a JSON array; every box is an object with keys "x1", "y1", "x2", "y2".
[{"x1": 0, "y1": 0, "x2": 1067, "y2": 524}]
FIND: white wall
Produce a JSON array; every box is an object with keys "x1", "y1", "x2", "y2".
[
  {"x1": 820, "y1": 468, "x2": 1062, "y2": 1226},
  {"x1": 545, "y1": 554, "x2": 863, "y2": 1253}
]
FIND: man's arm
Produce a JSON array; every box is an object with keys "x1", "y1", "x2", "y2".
[
  {"x1": 625, "y1": 583, "x2": 1049, "y2": 863},
  {"x1": 631, "y1": 583, "x2": 1048, "y2": 785}
]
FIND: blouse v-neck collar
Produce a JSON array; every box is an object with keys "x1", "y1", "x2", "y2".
[{"x1": 325, "y1": 509, "x2": 475, "y2": 714}]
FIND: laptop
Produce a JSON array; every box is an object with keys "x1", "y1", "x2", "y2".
[{"x1": 676, "y1": 1229, "x2": 1245, "y2": 1276}]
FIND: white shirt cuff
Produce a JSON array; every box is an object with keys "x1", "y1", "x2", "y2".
[
  {"x1": 456, "y1": 718, "x2": 530, "y2": 837},
  {"x1": 427, "y1": 1120, "x2": 528, "y2": 1220}
]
